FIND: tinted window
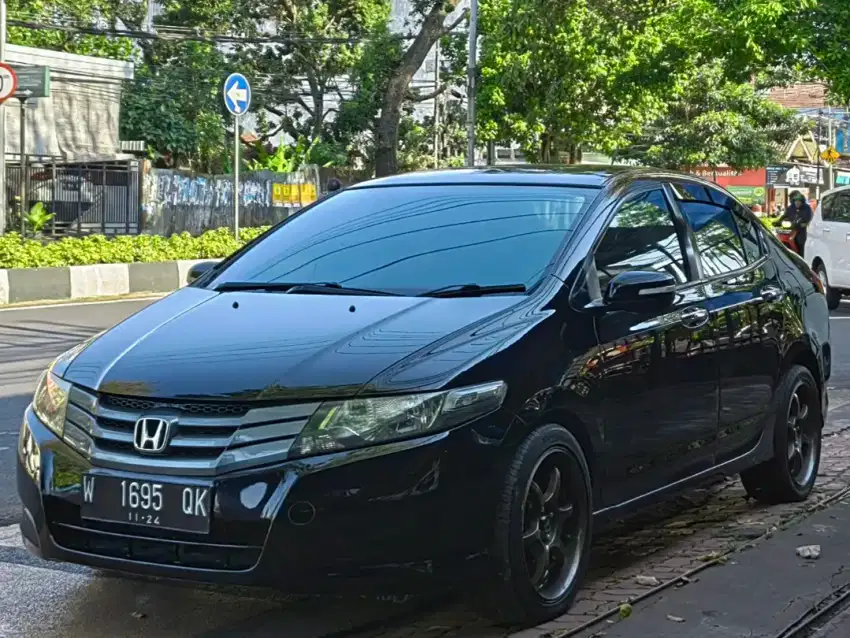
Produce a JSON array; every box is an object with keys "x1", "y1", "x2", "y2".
[
  {"x1": 210, "y1": 185, "x2": 594, "y2": 294},
  {"x1": 824, "y1": 192, "x2": 850, "y2": 223},
  {"x1": 594, "y1": 190, "x2": 688, "y2": 293},
  {"x1": 731, "y1": 205, "x2": 763, "y2": 263},
  {"x1": 678, "y1": 201, "x2": 748, "y2": 276}
]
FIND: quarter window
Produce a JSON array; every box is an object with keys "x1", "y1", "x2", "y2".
[{"x1": 594, "y1": 190, "x2": 688, "y2": 295}]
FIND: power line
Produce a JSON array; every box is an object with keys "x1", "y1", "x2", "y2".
[{"x1": 8, "y1": 18, "x2": 413, "y2": 45}]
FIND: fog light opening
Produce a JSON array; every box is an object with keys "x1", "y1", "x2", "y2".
[{"x1": 20, "y1": 425, "x2": 41, "y2": 483}]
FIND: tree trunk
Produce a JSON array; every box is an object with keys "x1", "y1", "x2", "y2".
[{"x1": 374, "y1": 2, "x2": 460, "y2": 177}]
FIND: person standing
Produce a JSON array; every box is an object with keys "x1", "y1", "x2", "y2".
[{"x1": 781, "y1": 190, "x2": 814, "y2": 257}]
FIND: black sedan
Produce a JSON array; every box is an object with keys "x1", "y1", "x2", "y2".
[{"x1": 17, "y1": 167, "x2": 830, "y2": 626}]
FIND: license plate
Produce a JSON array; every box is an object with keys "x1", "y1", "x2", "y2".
[{"x1": 79, "y1": 474, "x2": 213, "y2": 533}]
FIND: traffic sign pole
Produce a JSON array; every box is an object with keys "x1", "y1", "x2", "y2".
[
  {"x1": 234, "y1": 115, "x2": 240, "y2": 240},
  {"x1": 223, "y1": 73, "x2": 251, "y2": 242}
]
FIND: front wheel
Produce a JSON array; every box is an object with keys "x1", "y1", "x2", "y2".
[
  {"x1": 741, "y1": 365, "x2": 822, "y2": 504},
  {"x1": 815, "y1": 263, "x2": 841, "y2": 310},
  {"x1": 475, "y1": 424, "x2": 593, "y2": 626}
]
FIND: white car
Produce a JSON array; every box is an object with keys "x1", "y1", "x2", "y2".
[{"x1": 807, "y1": 185, "x2": 850, "y2": 309}]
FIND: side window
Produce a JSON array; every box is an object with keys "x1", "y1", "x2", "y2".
[
  {"x1": 677, "y1": 198, "x2": 748, "y2": 277},
  {"x1": 731, "y1": 207, "x2": 764, "y2": 263},
  {"x1": 594, "y1": 189, "x2": 688, "y2": 296},
  {"x1": 830, "y1": 192, "x2": 850, "y2": 223}
]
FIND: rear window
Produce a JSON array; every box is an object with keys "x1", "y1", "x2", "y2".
[{"x1": 210, "y1": 184, "x2": 596, "y2": 295}]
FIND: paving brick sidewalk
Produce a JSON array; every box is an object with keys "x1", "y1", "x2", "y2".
[{"x1": 366, "y1": 401, "x2": 850, "y2": 638}]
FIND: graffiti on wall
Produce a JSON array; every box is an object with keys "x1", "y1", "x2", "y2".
[{"x1": 141, "y1": 165, "x2": 321, "y2": 236}]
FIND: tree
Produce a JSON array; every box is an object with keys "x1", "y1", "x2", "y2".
[
  {"x1": 617, "y1": 63, "x2": 810, "y2": 171},
  {"x1": 476, "y1": 0, "x2": 816, "y2": 164},
  {"x1": 799, "y1": 0, "x2": 850, "y2": 102},
  {"x1": 477, "y1": 0, "x2": 680, "y2": 163},
  {"x1": 8, "y1": 0, "x2": 133, "y2": 58},
  {"x1": 370, "y1": 0, "x2": 467, "y2": 176},
  {"x1": 229, "y1": 0, "x2": 388, "y2": 145},
  {"x1": 121, "y1": 41, "x2": 233, "y2": 171}
]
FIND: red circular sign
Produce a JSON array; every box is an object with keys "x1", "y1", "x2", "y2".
[{"x1": 0, "y1": 62, "x2": 18, "y2": 104}]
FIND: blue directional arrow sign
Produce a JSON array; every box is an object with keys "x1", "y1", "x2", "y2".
[{"x1": 223, "y1": 73, "x2": 251, "y2": 116}]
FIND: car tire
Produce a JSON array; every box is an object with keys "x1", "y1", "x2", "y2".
[
  {"x1": 475, "y1": 424, "x2": 593, "y2": 626},
  {"x1": 815, "y1": 263, "x2": 841, "y2": 310},
  {"x1": 741, "y1": 365, "x2": 822, "y2": 504}
]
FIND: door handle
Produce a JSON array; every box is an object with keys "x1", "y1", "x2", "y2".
[
  {"x1": 824, "y1": 228, "x2": 832, "y2": 233},
  {"x1": 680, "y1": 307, "x2": 710, "y2": 329},
  {"x1": 761, "y1": 286, "x2": 785, "y2": 303}
]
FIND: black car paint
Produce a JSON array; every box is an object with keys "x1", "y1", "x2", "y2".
[{"x1": 18, "y1": 166, "x2": 830, "y2": 592}]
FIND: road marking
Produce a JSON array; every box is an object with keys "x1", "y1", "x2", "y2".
[{"x1": 0, "y1": 295, "x2": 165, "y2": 313}]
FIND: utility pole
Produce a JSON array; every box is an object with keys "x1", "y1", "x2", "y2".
[
  {"x1": 466, "y1": 0, "x2": 478, "y2": 167},
  {"x1": 816, "y1": 110, "x2": 823, "y2": 200},
  {"x1": 433, "y1": 41, "x2": 440, "y2": 169},
  {"x1": 0, "y1": 0, "x2": 7, "y2": 234}
]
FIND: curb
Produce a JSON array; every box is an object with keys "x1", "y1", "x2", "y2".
[{"x1": 0, "y1": 259, "x2": 220, "y2": 305}]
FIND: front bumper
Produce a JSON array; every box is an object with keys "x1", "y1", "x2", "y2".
[{"x1": 17, "y1": 406, "x2": 501, "y2": 593}]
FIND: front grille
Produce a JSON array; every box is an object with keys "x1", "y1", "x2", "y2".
[
  {"x1": 64, "y1": 388, "x2": 321, "y2": 476},
  {"x1": 99, "y1": 394, "x2": 249, "y2": 417},
  {"x1": 51, "y1": 522, "x2": 261, "y2": 571}
]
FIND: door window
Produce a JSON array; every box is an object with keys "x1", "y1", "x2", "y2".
[
  {"x1": 823, "y1": 192, "x2": 850, "y2": 223},
  {"x1": 674, "y1": 187, "x2": 748, "y2": 277},
  {"x1": 593, "y1": 189, "x2": 688, "y2": 296}
]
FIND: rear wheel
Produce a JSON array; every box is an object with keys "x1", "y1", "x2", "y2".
[
  {"x1": 741, "y1": 365, "x2": 822, "y2": 504},
  {"x1": 475, "y1": 425, "x2": 592, "y2": 626},
  {"x1": 815, "y1": 262, "x2": 841, "y2": 310}
]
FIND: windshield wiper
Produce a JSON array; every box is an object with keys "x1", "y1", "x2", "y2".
[
  {"x1": 213, "y1": 281, "x2": 401, "y2": 296},
  {"x1": 418, "y1": 283, "x2": 528, "y2": 298}
]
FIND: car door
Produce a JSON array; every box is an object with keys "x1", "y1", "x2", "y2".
[
  {"x1": 818, "y1": 190, "x2": 850, "y2": 287},
  {"x1": 669, "y1": 182, "x2": 781, "y2": 465},
  {"x1": 589, "y1": 185, "x2": 718, "y2": 507}
]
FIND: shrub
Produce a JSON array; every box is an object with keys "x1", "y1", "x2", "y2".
[{"x1": 0, "y1": 227, "x2": 271, "y2": 269}]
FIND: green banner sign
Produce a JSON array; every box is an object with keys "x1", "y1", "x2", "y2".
[
  {"x1": 9, "y1": 65, "x2": 50, "y2": 99},
  {"x1": 728, "y1": 185, "x2": 766, "y2": 206}
]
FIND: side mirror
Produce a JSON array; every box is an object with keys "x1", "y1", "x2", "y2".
[
  {"x1": 186, "y1": 261, "x2": 218, "y2": 285},
  {"x1": 604, "y1": 271, "x2": 676, "y2": 311}
]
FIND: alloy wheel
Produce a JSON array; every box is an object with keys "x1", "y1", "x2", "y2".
[
  {"x1": 521, "y1": 449, "x2": 588, "y2": 602},
  {"x1": 786, "y1": 381, "x2": 818, "y2": 488}
]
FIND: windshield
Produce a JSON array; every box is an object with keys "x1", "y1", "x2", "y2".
[{"x1": 208, "y1": 184, "x2": 596, "y2": 295}]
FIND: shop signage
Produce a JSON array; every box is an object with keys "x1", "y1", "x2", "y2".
[
  {"x1": 766, "y1": 165, "x2": 825, "y2": 188},
  {"x1": 727, "y1": 186, "x2": 766, "y2": 206}
]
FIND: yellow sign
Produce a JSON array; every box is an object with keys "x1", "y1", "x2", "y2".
[
  {"x1": 822, "y1": 146, "x2": 840, "y2": 163},
  {"x1": 272, "y1": 182, "x2": 318, "y2": 206}
]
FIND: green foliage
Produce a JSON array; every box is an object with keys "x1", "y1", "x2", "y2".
[
  {"x1": 120, "y1": 42, "x2": 233, "y2": 172},
  {"x1": 618, "y1": 63, "x2": 810, "y2": 170},
  {"x1": 477, "y1": 0, "x2": 677, "y2": 162},
  {"x1": 8, "y1": 0, "x2": 133, "y2": 59},
  {"x1": 801, "y1": 0, "x2": 850, "y2": 102},
  {"x1": 25, "y1": 202, "x2": 55, "y2": 234},
  {"x1": 244, "y1": 137, "x2": 342, "y2": 172},
  {"x1": 0, "y1": 227, "x2": 270, "y2": 269}
]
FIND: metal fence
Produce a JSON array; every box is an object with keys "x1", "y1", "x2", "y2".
[{"x1": 6, "y1": 162, "x2": 141, "y2": 236}]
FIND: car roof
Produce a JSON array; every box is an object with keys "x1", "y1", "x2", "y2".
[{"x1": 348, "y1": 165, "x2": 710, "y2": 190}]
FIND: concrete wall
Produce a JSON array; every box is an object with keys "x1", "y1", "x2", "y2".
[
  {"x1": 0, "y1": 259, "x2": 221, "y2": 305},
  {"x1": 141, "y1": 165, "x2": 322, "y2": 235}
]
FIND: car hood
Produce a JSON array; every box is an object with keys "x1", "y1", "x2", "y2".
[{"x1": 60, "y1": 286, "x2": 522, "y2": 400}]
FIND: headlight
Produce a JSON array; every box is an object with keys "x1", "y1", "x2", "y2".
[
  {"x1": 290, "y1": 381, "x2": 507, "y2": 458},
  {"x1": 32, "y1": 370, "x2": 71, "y2": 437}
]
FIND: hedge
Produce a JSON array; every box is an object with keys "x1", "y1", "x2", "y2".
[{"x1": 0, "y1": 227, "x2": 270, "y2": 269}]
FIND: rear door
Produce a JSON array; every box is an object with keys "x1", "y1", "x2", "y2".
[{"x1": 669, "y1": 182, "x2": 781, "y2": 464}]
